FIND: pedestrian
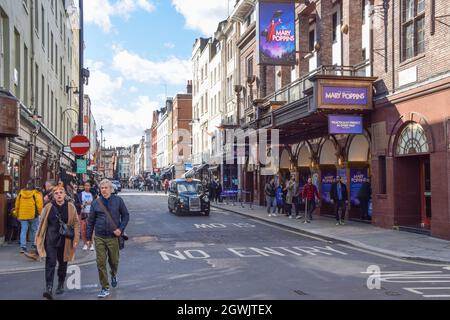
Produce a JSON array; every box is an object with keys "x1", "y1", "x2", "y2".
[
  {"x1": 357, "y1": 177, "x2": 372, "y2": 220},
  {"x1": 293, "y1": 179, "x2": 301, "y2": 217},
  {"x1": 330, "y1": 175, "x2": 349, "y2": 225},
  {"x1": 91, "y1": 181, "x2": 99, "y2": 199},
  {"x1": 285, "y1": 175, "x2": 295, "y2": 218},
  {"x1": 86, "y1": 179, "x2": 130, "y2": 298},
  {"x1": 216, "y1": 181, "x2": 222, "y2": 203},
  {"x1": 43, "y1": 180, "x2": 56, "y2": 206},
  {"x1": 15, "y1": 180, "x2": 43, "y2": 253},
  {"x1": 281, "y1": 180, "x2": 288, "y2": 215},
  {"x1": 78, "y1": 181, "x2": 95, "y2": 251},
  {"x1": 275, "y1": 181, "x2": 284, "y2": 215},
  {"x1": 301, "y1": 177, "x2": 320, "y2": 222},
  {"x1": 35, "y1": 185, "x2": 80, "y2": 300},
  {"x1": 264, "y1": 177, "x2": 277, "y2": 216}
]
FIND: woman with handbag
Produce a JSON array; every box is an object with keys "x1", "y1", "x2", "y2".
[{"x1": 35, "y1": 185, "x2": 80, "y2": 300}]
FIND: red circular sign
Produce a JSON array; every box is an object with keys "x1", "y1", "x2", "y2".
[{"x1": 70, "y1": 135, "x2": 90, "y2": 155}]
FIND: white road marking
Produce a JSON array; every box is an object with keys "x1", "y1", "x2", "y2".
[{"x1": 403, "y1": 287, "x2": 450, "y2": 298}]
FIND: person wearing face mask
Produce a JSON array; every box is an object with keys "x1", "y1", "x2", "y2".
[{"x1": 35, "y1": 185, "x2": 80, "y2": 300}]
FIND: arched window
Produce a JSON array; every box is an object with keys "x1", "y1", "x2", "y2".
[{"x1": 396, "y1": 122, "x2": 429, "y2": 155}]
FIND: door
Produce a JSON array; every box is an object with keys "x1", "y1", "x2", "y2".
[{"x1": 420, "y1": 157, "x2": 431, "y2": 227}]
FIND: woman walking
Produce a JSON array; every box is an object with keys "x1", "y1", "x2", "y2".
[{"x1": 35, "y1": 185, "x2": 80, "y2": 300}]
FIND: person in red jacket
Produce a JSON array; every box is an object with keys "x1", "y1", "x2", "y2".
[
  {"x1": 301, "y1": 177, "x2": 320, "y2": 222},
  {"x1": 264, "y1": 18, "x2": 282, "y2": 43}
]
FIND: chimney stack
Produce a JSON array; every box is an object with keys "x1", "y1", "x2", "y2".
[{"x1": 187, "y1": 80, "x2": 192, "y2": 94}]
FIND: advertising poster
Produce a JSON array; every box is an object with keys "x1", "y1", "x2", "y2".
[
  {"x1": 350, "y1": 168, "x2": 368, "y2": 206},
  {"x1": 257, "y1": 1, "x2": 296, "y2": 66},
  {"x1": 321, "y1": 169, "x2": 336, "y2": 204},
  {"x1": 323, "y1": 86, "x2": 368, "y2": 106},
  {"x1": 328, "y1": 115, "x2": 363, "y2": 134}
]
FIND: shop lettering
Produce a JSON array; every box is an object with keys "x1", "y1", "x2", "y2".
[
  {"x1": 325, "y1": 91, "x2": 366, "y2": 101},
  {"x1": 351, "y1": 174, "x2": 365, "y2": 183},
  {"x1": 272, "y1": 30, "x2": 295, "y2": 42}
]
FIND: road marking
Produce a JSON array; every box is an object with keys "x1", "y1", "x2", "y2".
[
  {"x1": 403, "y1": 287, "x2": 450, "y2": 298},
  {"x1": 194, "y1": 222, "x2": 256, "y2": 229},
  {"x1": 159, "y1": 245, "x2": 348, "y2": 261},
  {"x1": 339, "y1": 244, "x2": 450, "y2": 267}
]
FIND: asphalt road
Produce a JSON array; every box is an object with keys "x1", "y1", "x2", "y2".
[{"x1": 1, "y1": 190, "x2": 450, "y2": 300}]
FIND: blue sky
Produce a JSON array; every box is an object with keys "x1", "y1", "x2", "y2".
[{"x1": 82, "y1": 0, "x2": 230, "y2": 147}]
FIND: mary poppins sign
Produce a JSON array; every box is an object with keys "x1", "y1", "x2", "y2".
[
  {"x1": 256, "y1": 0, "x2": 296, "y2": 66},
  {"x1": 313, "y1": 76, "x2": 375, "y2": 110},
  {"x1": 323, "y1": 87, "x2": 368, "y2": 106}
]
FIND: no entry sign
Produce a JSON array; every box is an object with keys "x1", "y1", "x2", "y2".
[{"x1": 70, "y1": 135, "x2": 90, "y2": 155}]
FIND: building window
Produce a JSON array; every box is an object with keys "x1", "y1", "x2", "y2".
[
  {"x1": 402, "y1": 0, "x2": 425, "y2": 61},
  {"x1": 309, "y1": 29, "x2": 315, "y2": 52},
  {"x1": 396, "y1": 122, "x2": 429, "y2": 155},
  {"x1": 332, "y1": 12, "x2": 338, "y2": 42},
  {"x1": 35, "y1": 0, "x2": 39, "y2": 32},
  {"x1": 247, "y1": 56, "x2": 253, "y2": 77},
  {"x1": 41, "y1": 5, "x2": 45, "y2": 47}
]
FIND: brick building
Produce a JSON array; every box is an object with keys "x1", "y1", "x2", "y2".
[
  {"x1": 172, "y1": 81, "x2": 193, "y2": 178},
  {"x1": 370, "y1": 0, "x2": 450, "y2": 238}
]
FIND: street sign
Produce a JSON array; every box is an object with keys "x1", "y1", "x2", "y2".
[
  {"x1": 76, "y1": 159, "x2": 87, "y2": 174},
  {"x1": 70, "y1": 135, "x2": 90, "y2": 155}
]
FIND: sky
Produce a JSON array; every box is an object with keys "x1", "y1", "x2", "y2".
[{"x1": 82, "y1": 0, "x2": 231, "y2": 147}]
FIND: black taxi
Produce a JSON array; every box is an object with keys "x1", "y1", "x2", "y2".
[{"x1": 168, "y1": 178, "x2": 210, "y2": 216}]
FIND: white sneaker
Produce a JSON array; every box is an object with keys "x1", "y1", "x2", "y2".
[
  {"x1": 82, "y1": 245, "x2": 88, "y2": 251},
  {"x1": 289, "y1": 216, "x2": 293, "y2": 219},
  {"x1": 272, "y1": 213, "x2": 277, "y2": 217},
  {"x1": 90, "y1": 245, "x2": 95, "y2": 251},
  {"x1": 268, "y1": 214, "x2": 272, "y2": 217}
]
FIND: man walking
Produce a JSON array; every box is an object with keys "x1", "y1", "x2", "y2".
[
  {"x1": 264, "y1": 177, "x2": 277, "y2": 216},
  {"x1": 357, "y1": 177, "x2": 372, "y2": 220},
  {"x1": 285, "y1": 175, "x2": 295, "y2": 218},
  {"x1": 330, "y1": 175, "x2": 348, "y2": 225},
  {"x1": 301, "y1": 178, "x2": 320, "y2": 222},
  {"x1": 86, "y1": 179, "x2": 130, "y2": 298},
  {"x1": 15, "y1": 180, "x2": 43, "y2": 253}
]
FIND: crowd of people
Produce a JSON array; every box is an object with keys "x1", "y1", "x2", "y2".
[
  {"x1": 264, "y1": 175, "x2": 371, "y2": 225},
  {"x1": 6, "y1": 177, "x2": 129, "y2": 300}
]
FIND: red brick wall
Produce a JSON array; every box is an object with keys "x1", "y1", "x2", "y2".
[{"x1": 373, "y1": 0, "x2": 450, "y2": 94}]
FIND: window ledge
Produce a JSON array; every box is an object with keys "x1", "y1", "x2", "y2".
[{"x1": 399, "y1": 53, "x2": 425, "y2": 68}]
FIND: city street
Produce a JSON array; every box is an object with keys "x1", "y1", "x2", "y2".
[{"x1": 1, "y1": 190, "x2": 449, "y2": 300}]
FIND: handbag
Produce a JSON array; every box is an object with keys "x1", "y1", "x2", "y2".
[
  {"x1": 53, "y1": 206, "x2": 75, "y2": 240},
  {"x1": 96, "y1": 199, "x2": 128, "y2": 250}
]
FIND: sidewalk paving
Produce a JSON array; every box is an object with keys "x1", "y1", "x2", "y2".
[
  {"x1": 212, "y1": 202, "x2": 450, "y2": 264},
  {"x1": 0, "y1": 242, "x2": 96, "y2": 274}
]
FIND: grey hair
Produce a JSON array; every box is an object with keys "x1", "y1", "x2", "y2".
[{"x1": 100, "y1": 179, "x2": 113, "y2": 189}]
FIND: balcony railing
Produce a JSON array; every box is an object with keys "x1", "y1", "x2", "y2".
[{"x1": 261, "y1": 60, "x2": 371, "y2": 107}]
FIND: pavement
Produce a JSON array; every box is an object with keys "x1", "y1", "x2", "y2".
[
  {"x1": 211, "y1": 201, "x2": 450, "y2": 264},
  {"x1": 0, "y1": 242, "x2": 97, "y2": 274}
]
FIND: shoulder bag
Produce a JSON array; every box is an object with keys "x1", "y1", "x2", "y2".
[
  {"x1": 53, "y1": 205, "x2": 75, "y2": 240},
  {"x1": 96, "y1": 199, "x2": 128, "y2": 250}
]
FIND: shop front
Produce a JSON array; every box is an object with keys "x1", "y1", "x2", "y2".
[{"x1": 254, "y1": 74, "x2": 375, "y2": 220}]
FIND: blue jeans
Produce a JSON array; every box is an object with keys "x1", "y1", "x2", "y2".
[
  {"x1": 19, "y1": 217, "x2": 39, "y2": 249},
  {"x1": 266, "y1": 196, "x2": 276, "y2": 213}
]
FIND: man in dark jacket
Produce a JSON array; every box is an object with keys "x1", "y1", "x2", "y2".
[
  {"x1": 264, "y1": 177, "x2": 277, "y2": 216},
  {"x1": 330, "y1": 175, "x2": 348, "y2": 225},
  {"x1": 86, "y1": 179, "x2": 130, "y2": 298},
  {"x1": 357, "y1": 177, "x2": 372, "y2": 220}
]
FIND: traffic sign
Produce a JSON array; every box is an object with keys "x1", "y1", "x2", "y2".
[
  {"x1": 70, "y1": 135, "x2": 90, "y2": 155},
  {"x1": 76, "y1": 159, "x2": 87, "y2": 174}
]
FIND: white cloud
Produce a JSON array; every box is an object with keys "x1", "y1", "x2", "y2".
[
  {"x1": 85, "y1": 0, "x2": 156, "y2": 32},
  {"x1": 129, "y1": 86, "x2": 139, "y2": 93},
  {"x1": 112, "y1": 49, "x2": 191, "y2": 85},
  {"x1": 172, "y1": 0, "x2": 229, "y2": 36},
  {"x1": 85, "y1": 61, "x2": 157, "y2": 146},
  {"x1": 164, "y1": 42, "x2": 175, "y2": 49}
]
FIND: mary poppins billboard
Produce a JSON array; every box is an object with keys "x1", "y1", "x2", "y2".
[{"x1": 256, "y1": 1, "x2": 296, "y2": 66}]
